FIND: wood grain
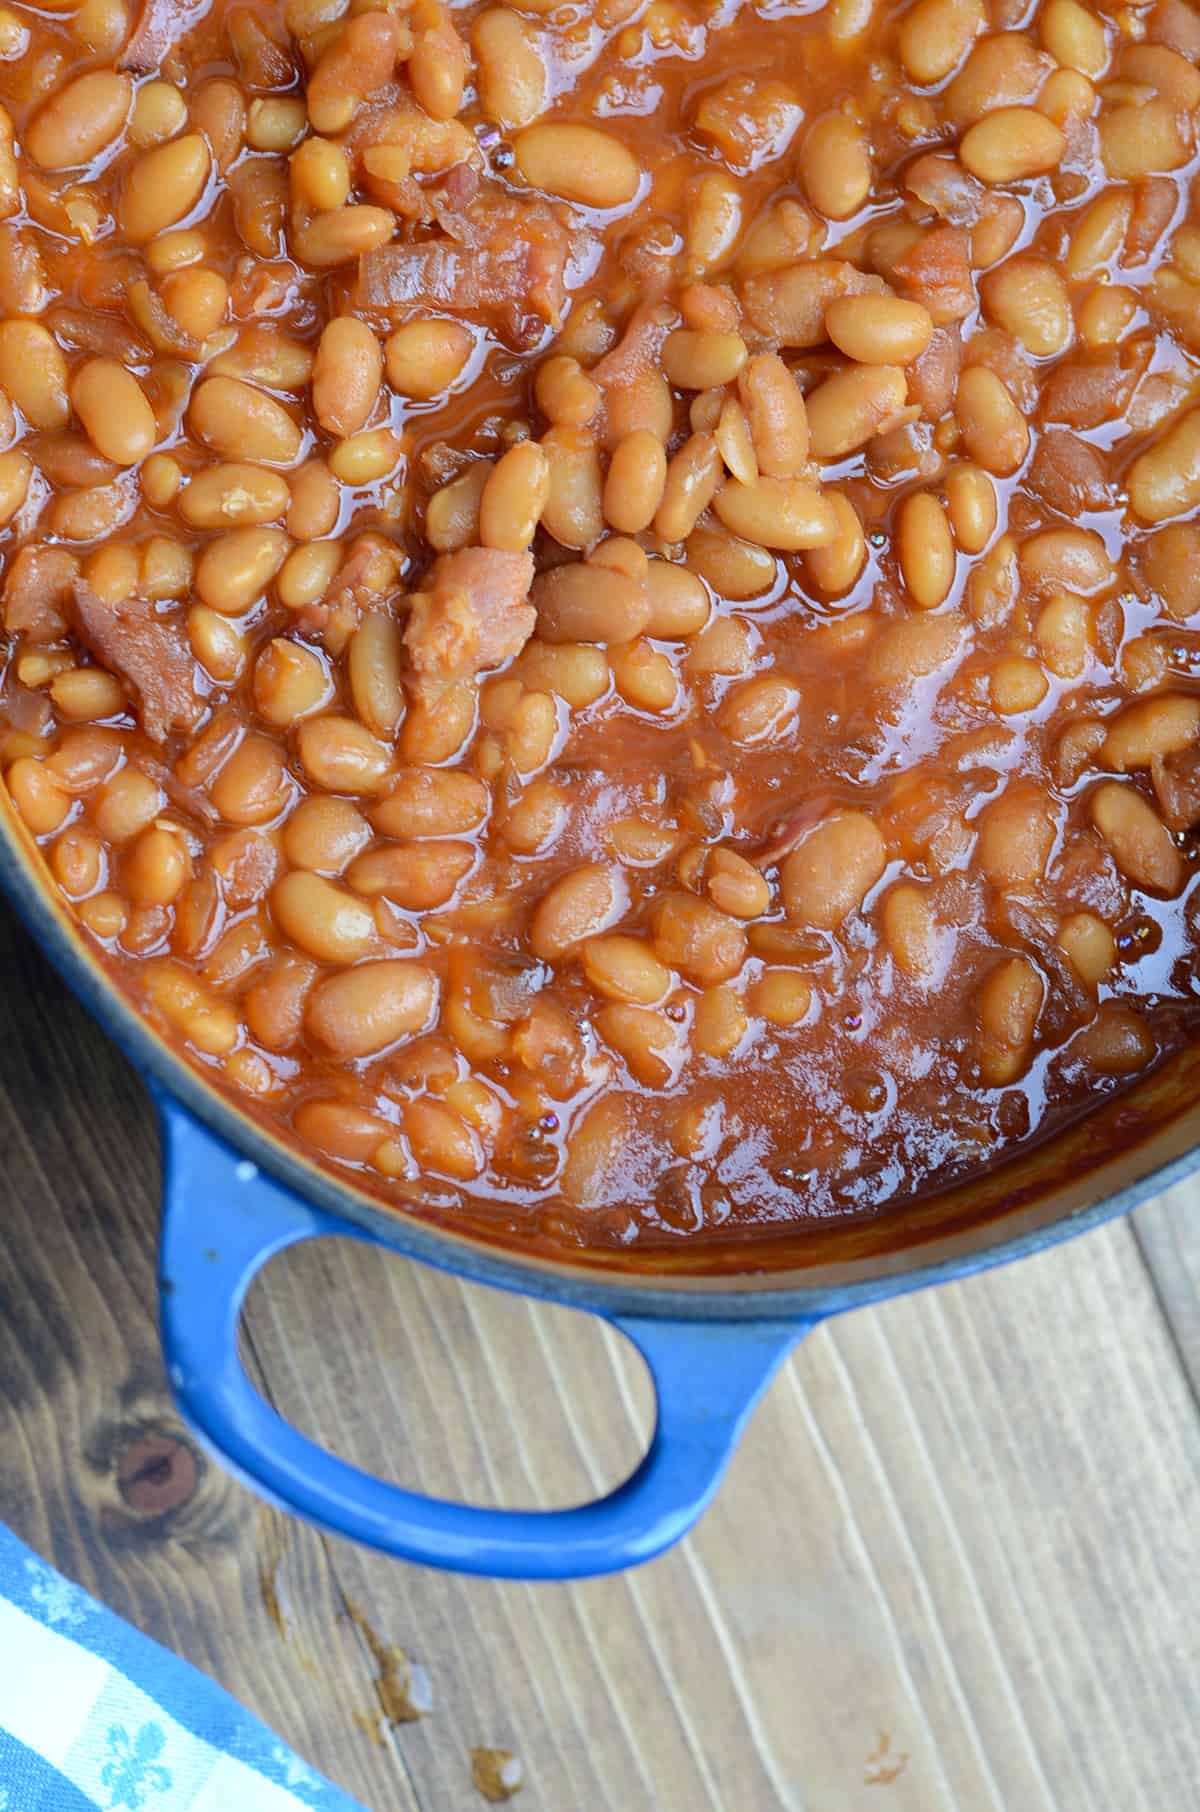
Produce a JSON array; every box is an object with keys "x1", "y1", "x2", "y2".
[
  {"x1": 3, "y1": 901, "x2": 1200, "y2": 1810},
  {"x1": 1131, "y1": 1181, "x2": 1200, "y2": 1405},
  {"x1": 0, "y1": 916, "x2": 419, "y2": 1812}
]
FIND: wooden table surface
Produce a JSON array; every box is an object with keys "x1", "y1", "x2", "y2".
[{"x1": 2, "y1": 905, "x2": 1199, "y2": 1812}]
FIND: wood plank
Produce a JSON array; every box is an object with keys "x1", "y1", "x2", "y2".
[
  {"x1": 0, "y1": 916, "x2": 419, "y2": 1812},
  {"x1": 1131, "y1": 1175, "x2": 1200, "y2": 1405},
  {"x1": 808, "y1": 1223, "x2": 1200, "y2": 1810},
  {"x1": 246, "y1": 1205, "x2": 1200, "y2": 1811}
]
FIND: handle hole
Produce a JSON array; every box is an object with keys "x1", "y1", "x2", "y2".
[{"x1": 242, "y1": 1237, "x2": 655, "y2": 1511}]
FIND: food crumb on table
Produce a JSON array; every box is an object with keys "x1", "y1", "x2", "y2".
[{"x1": 470, "y1": 1745, "x2": 525, "y2": 1802}]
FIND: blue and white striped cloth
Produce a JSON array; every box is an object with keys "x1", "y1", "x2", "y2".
[{"x1": 0, "y1": 1524, "x2": 364, "y2": 1811}]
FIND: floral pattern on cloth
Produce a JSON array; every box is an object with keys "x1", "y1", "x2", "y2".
[
  {"x1": 0, "y1": 1523, "x2": 365, "y2": 1812},
  {"x1": 98, "y1": 1724, "x2": 172, "y2": 1810},
  {"x1": 23, "y1": 1559, "x2": 94, "y2": 1630}
]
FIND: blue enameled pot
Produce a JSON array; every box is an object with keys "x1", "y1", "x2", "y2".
[{"x1": 3, "y1": 808, "x2": 1199, "y2": 1580}]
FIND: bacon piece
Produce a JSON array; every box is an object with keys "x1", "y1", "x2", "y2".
[
  {"x1": 3, "y1": 546, "x2": 78, "y2": 643},
  {"x1": 909, "y1": 324, "x2": 961, "y2": 420},
  {"x1": 1028, "y1": 429, "x2": 1112, "y2": 517},
  {"x1": 963, "y1": 325, "x2": 1037, "y2": 412},
  {"x1": 1148, "y1": 262, "x2": 1200, "y2": 353},
  {"x1": 1125, "y1": 370, "x2": 1190, "y2": 436},
  {"x1": 892, "y1": 224, "x2": 974, "y2": 325},
  {"x1": 905, "y1": 154, "x2": 1026, "y2": 270},
  {"x1": 905, "y1": 153, "x2": 989, "y2": 225},
  {"x1": 429, "y1": 161, "x2": 480, "y2": 234},
  {"x1": 1127, "y1": 176, "x2": 1178, "y2": 262},
  {"x1": 1152, "y1": 746, "x2": 1200, "y2": 831},
  {"x1": 47, "y1": 304, "x2": 150, "y2": 364},
  {"x1": 209, "y1": 827, "x2": 282, "y2": 908},
  {"x1": 4, "y1": 683, "x2": 51, "y2": 742},
  {"x1": 361, "y1": 158, "x2": 482, "y2": 233},
  {"x1": 999, "y1": 896, "x2": 1091, "y2": 1033},
  {"x1": 127, "y1": 278, "x2": 200, "y2": 356},
  {"x1": 404, "y1": 548, "x2": 535, "y2": 687},
  {"x1": 295, "y1": 537, "x2": 401, "y2": 654},
  {"x1": 121, "y1": 0, "x2": 207, "y2": 70},
  {"x1": 227, "y1": 5, "x2": 296, "y2": 89},
  {"x1": 0, "y1": 224, "x2": 48, "y2": 317},
  {"x1": 753, "y1": 795, "x2": 835, "y2": 870},
  {"x1": 512, "y1": 997, "x2": 583, "y2": 1098},
  {"x1": 228, "y1": 258, "x2": 296, "y2": 320},
  {"x1": 740, "y1": 258, "x2": 886, "y2": 348},
  {"x1": 71, "y1": 582, "x2": 203, "y2": 743},
  {"x1": 1040, "y1": 346, "x2": 1151, "y2": 430},
  {"x1": 692, "y1": 74, "x2": 803, "y2": 174},
  {"x1": 587, "y1": 294, "x2": 672, "y2": 440},
  {"x1": 357, "y1": 195, "x2": 574, "y2": 349},
  {"x1": 346, "y1": 86, "x2": 480, "y2": 178},
  {"x1": 589, "y1": 294, "x2": 671, "y2": 392}
]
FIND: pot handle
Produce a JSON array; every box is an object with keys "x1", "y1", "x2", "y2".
[{"x1": 156, "y1": 1097, "x2": 808, "y2": 1579}]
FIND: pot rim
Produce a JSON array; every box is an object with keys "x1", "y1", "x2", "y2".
[{"x1": 3, "y1": 807, "x2": 1195, "y2": 1323}]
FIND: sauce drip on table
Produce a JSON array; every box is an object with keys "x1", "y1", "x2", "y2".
[{"x1": 2, "y1": 0, "x2": 1200, "y2": 1258}]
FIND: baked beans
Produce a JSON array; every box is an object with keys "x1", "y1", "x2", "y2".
[{"x1": 0, "y1": 0, "x2": 1198, "y2": 1261}]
